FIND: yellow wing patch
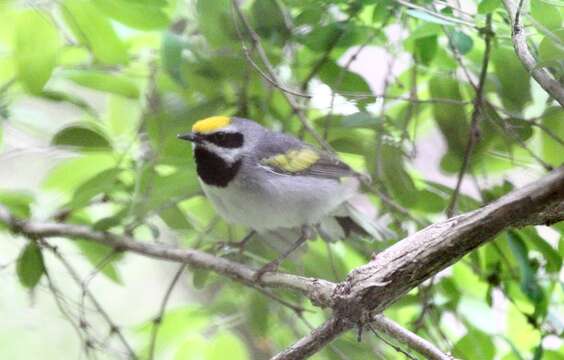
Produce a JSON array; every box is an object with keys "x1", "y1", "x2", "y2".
[
  {"x1": 262, "y1": 148, "x2": 320, "y2": 173},
  {"x1": 192, "y1": 116, "x2": 231, "y2": 134}
]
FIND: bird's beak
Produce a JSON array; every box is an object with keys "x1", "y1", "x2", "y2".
[{"x1": 177, "y1": 132, "x2": 202, "y2": 143}]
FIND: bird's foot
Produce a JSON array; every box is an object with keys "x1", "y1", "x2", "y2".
[{"x1": 252, "y1": 260, "x2": 280, "y2": 283}]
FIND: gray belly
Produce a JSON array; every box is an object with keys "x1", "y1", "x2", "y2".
[{"x1": 200, "y1": 175, "x2": 356, "y2": 232}]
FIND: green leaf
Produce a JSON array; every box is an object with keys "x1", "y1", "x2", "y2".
[
  {"x1": 505, "y1": 118, "x2": 533, "y2": 142},
  {"x1": 248, "y1": 294, "x2": 269, "y2": 334},
  {"x1": 380, "y1": 144, "x2": 417, "y2": 207},
  {"x1": 158, "y1": 205, "x2": 192, "y2": 230},
  {"x1": 62, "y1": 70, "x2": 139, "y2": 98},
  {"x1": 16, "y1": 242, "x2": 45, "y2": 289},
  {"x1": 43, "y1": 153, "x2": 116, "y2": 193},
  {"x1": 0, "y1": 191, "x2": 33, "y2": 219},
  {"x1": 428, "y1": 75, "x2": 468, "y2": 164},
  {"x1": 301, "y1": 23, "x2": 346, "y2": 51},
  {"x1": 52, "y1": 125, "x2": 111, "y2": 150},
  {"x1": 76, "y1": 240, "x2": 123, "y2": 284},
  {"x1": 451, "y1": 31, "x2": 474, "y2": 55},
  {"x1": 453, "y1": 328, "x2": 496, "y2": 360},
  {"x1": 318, "y1": 61, "x2": 372, "y2": 104},
  {"x1": 406, "y1": 9, "x2": 456, "y2": 26},
  {"x1": 413, "y1": 189, "x2": 445, "y2": 213},
  {"x1": 492, "y1": 45, "x2": 532, "y2": 112},
  {"x1": 540, "y1": 107, "x2": 564, "y2": 167},
  {"x1": 252, "y1": 0, "x2": 289, "y2": 41},
  {"x1": 538, "y1": 29, "x2": 564, "y2": 64},
  {"x1": 14, "y1": 10, "x2": 61, "y2": 94},
  {"x1": 196, "y1": 0, "x2": 237, "y2": 48},
  {"x1": 478, "y1": 0, "x2": 501, "y2": 14},
  {"x1": 93, "y1": 0, "x2": 170, "y2": 30},
  {"x1": 162, "y1": 31, "x2": 187, "y2": 87},
  {"x1": 522, "y1": 228, "x2": 562, "y2": 273},
  {"x1": 507, "y1": 231, "x2": 544, "y2": 304},
  {"x1": 339, "y1": 112, "x2": 382, "y2": 129},
  {"x1": 204, "y1": 331, "x2": 248, "y2": 360},
  {"x1": 61, "y1": 0, "x2": 128, "y2": 65},
  {"x1": 67, "y1": 168, "x2": 121, "y2": 209},
  {"x1": 531, "y1": 0, "x2": 562, "y2": 30},
  {"x1": 414, "y1": 35, "x2": 438, "y2": 65},
  {"x1": 191, "y1": 268, "x2": 210, "y2": 289}
]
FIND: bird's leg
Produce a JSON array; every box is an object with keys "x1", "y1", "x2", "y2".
[
  {"x1": 233, "y1": 230, "x2": 256, "y2": 253},
  {"x1": 217, "y1": 230, "x2": 256, "y2": 254},
  {"x1": 253, "y1": 226, "x2": 312, "y2": 282}
]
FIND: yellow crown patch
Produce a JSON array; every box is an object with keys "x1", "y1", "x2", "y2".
[{"x1": 192, "y1": 116, "x2": 231, "y2": 134}]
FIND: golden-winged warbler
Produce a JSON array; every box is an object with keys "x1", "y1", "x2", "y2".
[{"x1": 178, "y1": 116, "x2": 391, "y2": 279}]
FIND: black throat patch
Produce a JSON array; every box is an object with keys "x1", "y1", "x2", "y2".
[{"x1": 194, "y1": 147, "x2": 241, "y2": 187}]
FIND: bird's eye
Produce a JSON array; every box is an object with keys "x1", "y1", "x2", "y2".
[{"x1": 216, "y1": 132, "x2": 226, "y2": 141}]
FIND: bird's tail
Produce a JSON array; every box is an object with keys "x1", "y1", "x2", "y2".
[{"x1": 318, "y1": 194, "x2": 394, "y2": 242}]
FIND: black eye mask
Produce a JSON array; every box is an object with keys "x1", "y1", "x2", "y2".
[{"x1": 204, "y1": 132, "x2": 244, "y2": 148}]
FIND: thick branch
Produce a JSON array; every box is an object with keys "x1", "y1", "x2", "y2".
[
  {"x1": 1, "y1": 167, "x2": 563, "y2": 359},
  {"x1": 0, "y1": 207, "x2": 335, "y2": 307},
  {"x1": 502, "y1": 0, "x2": 564, "y2": 106},
  {"x1": 286, "y1": 166, "x2": 563, "y2": 357}
]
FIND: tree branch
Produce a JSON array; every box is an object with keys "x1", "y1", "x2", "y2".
[
  {"x1": 371, "y1": 315, "x2": 453, "y2": 360},
  {"x1": 0, "y1": 206, "x2": 335, "y2": 307},
  {"x1": 1, "y1": 166, "x2": 563, "y2": 359},
  {"x1": 282, "y1": 166, "x2": 564, "y2": 357},
  {"x1": 502, "y1": 0, "x2": 564, "y2": 107},
  {"x1": 271, "y1": 317, "x2": 351, "y2": 360},
  {"x1": 446, "y1": 14, "x2": 493, "y2": 218}
]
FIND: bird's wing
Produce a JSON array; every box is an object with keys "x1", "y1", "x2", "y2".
[{"x1": 259, "y1": 143, "x2": 358, "y2": 180}]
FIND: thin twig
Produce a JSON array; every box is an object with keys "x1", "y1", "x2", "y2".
[
  {"x1": 372, "y1": 315, "x2": 453, "y2": 360},
  {"x1": 446, "y1": 15, "x2": 493, "y2": 218},
  {"x1": 230, "y1": 0, "x2": 334, "y2": 153},
  {"x1": 366, "y1": 322, "x2": 418, "y2": 360},
  {"x1": 44, "y1": 243, "x2": 137, "y2": 359},
  {"x1": 502, "y1": 0, "x2": 564, "y2": 106},
  {"x1": 395, "y1": 0, "x2": 478, "y2": 29},
  {"x1": 79, "y1": 250, "x2": 119, "y2": 338},
  {"x1": 148, "y1": 264, "x2": 186, "y2": 360}
]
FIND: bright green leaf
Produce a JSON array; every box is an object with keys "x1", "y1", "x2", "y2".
[
  {"x1": 14, "y1": 10, "x2": 60, "y2": 94},
  {"x1": 453, "y1": 328, "x2": 496, "y2": 360},
  {"x1": 62, "y1": 70, "x2": 139, "y2": 98},
  {"x1": 538, "y1": 29, "x2": 564, "y2": 64},
  {"x1": 531, "y1": 0, "x2": 562, "y2": 30},
  {"x1": 93, "y1": 0, "x2": 170, "y2": 30},
  {"x1": 61, "y1": 0, "x2": 128, "y2": 65},
  {"x1": 0, "y1": 191, "x2": 33, "y2": 219},
  {"x1": 67, "y1": 168, "x2": 121, "y2": 209},
  {"x1": 540, "y1": 107, "x2": 564, "y2": 167},
  {"x1": 478, "y1": 0, "x2": 501, "y2": 14}
]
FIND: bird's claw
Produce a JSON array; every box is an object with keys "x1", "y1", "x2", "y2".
[{"x1": 252, "y1": 261, "x2": 280, "y2": 282}]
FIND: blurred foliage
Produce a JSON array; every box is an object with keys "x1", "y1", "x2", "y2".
[{"x1": 0, "y1": 0, "x2": 563, "y2": 359}]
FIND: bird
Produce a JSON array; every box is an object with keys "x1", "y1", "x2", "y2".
[{"x1": 178, "y1": 116, "x2": 391, "y2": 280}]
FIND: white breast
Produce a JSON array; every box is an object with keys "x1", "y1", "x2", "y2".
[{"x1": 199, "y1": 175, "x2": 357, "y2": 232}]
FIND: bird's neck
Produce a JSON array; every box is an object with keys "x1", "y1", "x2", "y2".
[{"x1": 194, "y1": 147, "x2": 241, "y2": 187}]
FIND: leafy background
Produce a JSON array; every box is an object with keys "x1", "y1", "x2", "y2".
[{"x1": 0, "y1": 0, "x2": 563, "y2": 359}]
